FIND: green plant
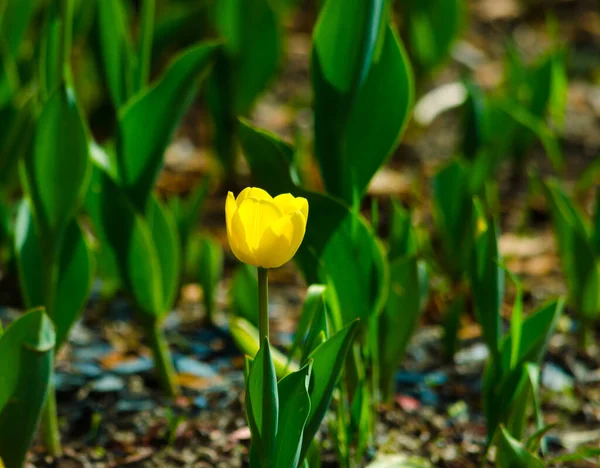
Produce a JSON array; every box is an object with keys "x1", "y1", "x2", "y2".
[
  {"x1": 196, "y1": 235, "x2": 224, "y2": 324},
  {"x1": 396, "y1": 0, "x2": 466, "y2": 77},
  {"x1": 14, "y1": 0, "x2": 93, "y2": 453},
  {"x1": 85, "y1": 38, "x2": 219, "y2": 397},
  {"x1": 542, "y1": 179, "x2": 600, "y2": 350},
  {"x1": 0, "y1": 309, "x2": 56, "y2": 468},
  {"x1": 378, "y1": 202, "x2": 428, "y2": 401},
  {"x1": 207, "y1": 0, "x2": 282, "y2": 175}
]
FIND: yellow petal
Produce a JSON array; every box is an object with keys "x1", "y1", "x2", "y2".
[
  {"x1": 236, "y1": 187, "x2": 272, "y2": 206},
  {"x1": 274, "y1": 193, "x2": 309, "y2": 219},
  {"x1": 236, "y1": 197, "x2": 283, "y2": 252},
  {"x1": 225, "y1": 192, "x2": 237, "y2": 238},
  {"x1": 229, "y1": 209, "x2": 257, "y2": 265},
  {"x1": 255, "y1": 211, "x2": 307, "y2": 268}
]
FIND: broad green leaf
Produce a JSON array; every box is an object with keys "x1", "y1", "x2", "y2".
[
  {"x1": 117, "y1": 42, "x2": 218, "y2": 211},
  {"x1": 86, "y1": 166, "x2": 163, "y2": 317},
  {"x1": 230, "y1": 316, "x2": 298, "y2": 378},
  {"x1": 432, "y1": 160, "x2": 474, "y2": 279},
  {"x1": 498, "y1": 426, "x2": 545, "y2": 468},
  {"x1": 147, "y1": 196, "x2": 180, "y2": 311},
  {"x1": 288, "y1": 284, "x2": 328, "y2": 365},
  {"x1": 239, "y1": 121, "x2": 387, "y2": 326},
  {"x1": 313, "y1": 0, "x2": 385, "y2": 93},
  {"x1": 274, "y1": 363, "x2": 312, "y2": 468},
  {"x1": 379, "y1": 256, "x2": 422, "y2": 401},
  {"x1": 15, "y1": 201, "x2": 94, "y2": 349},
  {"x1": 313, "y1": 22, "x2": 413, "y2": 203},
  {"x1": 246, "y1": 338, "x2": 279, "y2": 465},
  {"x1": 212, "y1": 0, "x2": 281, "y2": 113},
  {"x1": 398, "y1": 0, "x2": 465, "y2": 74},
  {"x1": 230, "y1": 263, "x2": 259, "y2": 327},
  {"x1": 0, "y1": 310, "x2": 55, "y2": 468},
  {"x1": 197, "y1": 235, "x2": 223, "y2": 322},
  {"x1": 300, "y1": 320, "x2": 359, "y2": 461},
  {"x1": 23, "y1": 86, "x2": 90, "y2": 245},
  {"x1": 96, "y1": 0, "x2": 136, "y2": 108},
  {"x1": 469, "y1": 210, "x2": 503, "y2": 356}
]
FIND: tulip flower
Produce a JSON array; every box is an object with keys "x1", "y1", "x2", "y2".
[
  {"x1": 226, "y1": 187, "x2": 308, "y2": 269},
  {"x1": 226, "y1": 187, "x2": 308, "y2": 346}
]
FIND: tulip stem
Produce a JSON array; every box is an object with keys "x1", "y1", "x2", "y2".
[
  {"x1": 258, "y1": 267, "x2": 269, "y2": 347},
  {"x1": 145, "y1": 320, "x2": 180, "y2": 397},
  {"x1": 41, "y1": 383, "x2": 62, "y2": 457}
]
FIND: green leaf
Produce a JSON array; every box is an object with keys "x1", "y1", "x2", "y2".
[
  {"x1": 0, "y1": 310, "x2": 55, "y2": 468},
  {"x1": 117, "y1": 41, "x2": 218, "y2": 211},
  {"x1": 212, "y1": 0, "x2": 281, "y2": 113},
  {"x1": 469, "y1": 209, "x2": 503, "y2": 356},
  {"x1": 313, "y1": 0, "x2": 384, "y2": 94},
  {"x1": 432, "y1": 160, "x2": 475, "y2": 279},
  {"x1": 398, "y1": 0, "x2": 465, "y2": 74},
  {"x1": 313, "y1": 20, "x2": 413, "y2": 203},
  {"x1": 0, "y1": 0, "x2": 36, "y2": 56},
  {"x1": 379, "y1": 256, "x2": 423, "y2": 401},
  {"x1": 288, "y1": 284, "x2": 328, "y2": 365},
  {"x1": 197, "y1": 235, "x2": 224, "y2": 322},
  {"x1": 274, "y1": 363, "x2": 312, "y2": 468},
  {"x1": 300, "y1": 320, "x2": 359, "y2": 461},
  {"x1": 39, "y1": 2, "x2": 63, "y2": 102},
  {"x1": 230, "y1": 263, "x2": 259, "y2": 327},
  {"x1": 246, "y1": 338, "x2": 279, "y2": 466},
  {"x1": 15, "y1": 201, "x2": 94, "y2": 349},
  {"x1": 497, "y1": 425, "x2": 545, "y2": 468},
  {"x1": 301, "y1": 293, "x2": 330, "y2": 365},
  {"x1": 229, "y1": 316, "x2": 298, "y2": 378},
  {"x1": 86, "y1": 166, "x2": 164, "y2": 317},
  {"x1": 500, "y1": 299, "x2": 564, "y2": 374},
  {"x1": 147, "y1": 196, "x2": 180, "y2": 311},
  {"x1": 239, "y1": 121, "x2": 387, "y2": 326},
  {"x1": 96, "y1": 0, "x2": 136, "y2": 108},
  {"x1": 23, "y1": 86, "x2": 90, "y2": 245},
  {"x1": 443, "y1": 293, "x2": 464, "y2": 360}
]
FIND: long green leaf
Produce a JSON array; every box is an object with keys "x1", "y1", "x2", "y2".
[
  {"x1": 15, "y1": 201, "x2": 94, "y2": 348},
  {"x1": 274, "y1": 363, "x2": 312, "y2": 468},
  {"x1": 247, "y1": 338, "x2": 279, "y2": 465},
  {"x1": 300, "y1": 320, "x2": 359, "y2": 462},
  {"x1": 0, "y1": 310, "x2": 55, "y2": 468},
  {"x1": 313, "y1": 18, "x2": 413, "y2": 203},
  {"x1": 117, "y1": 41, "x2": 218, "y2": 211},
  {"x1": 23, "y1": 85, "x2": 90, "y2": 245}
]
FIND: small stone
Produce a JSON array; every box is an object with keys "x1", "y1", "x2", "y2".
[{"x1": 92, "y1": 375, "x2": 125, "y2": 393}]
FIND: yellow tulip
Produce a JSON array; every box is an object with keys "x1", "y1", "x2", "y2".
[{"x1": 226, "y1": 187, "x2": 308, "y2": 268}]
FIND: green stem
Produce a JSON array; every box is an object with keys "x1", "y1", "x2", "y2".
[
  {"x1": 60, "y1": 0, "x2": 73, "y2": 83},
  {"x1": 138, "y1": 0, "x2": 155, "y2": 90},
  {"x1": 146, "y1": 320, "x2": 180, "y2": 397},
  {"x1": 40, "y1": 383, "x2": 62, "y2": 457},
  {"x1": 40, "y1": 244, "x2": 62, "y2": 456},
  {"x1": 258, "y1": 267, "x2": 269, "y2": 347}
]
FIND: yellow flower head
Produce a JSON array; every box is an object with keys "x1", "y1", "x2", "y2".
[{"x1": 226, "y1": 187, "x2": 308, "y2": 269}]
